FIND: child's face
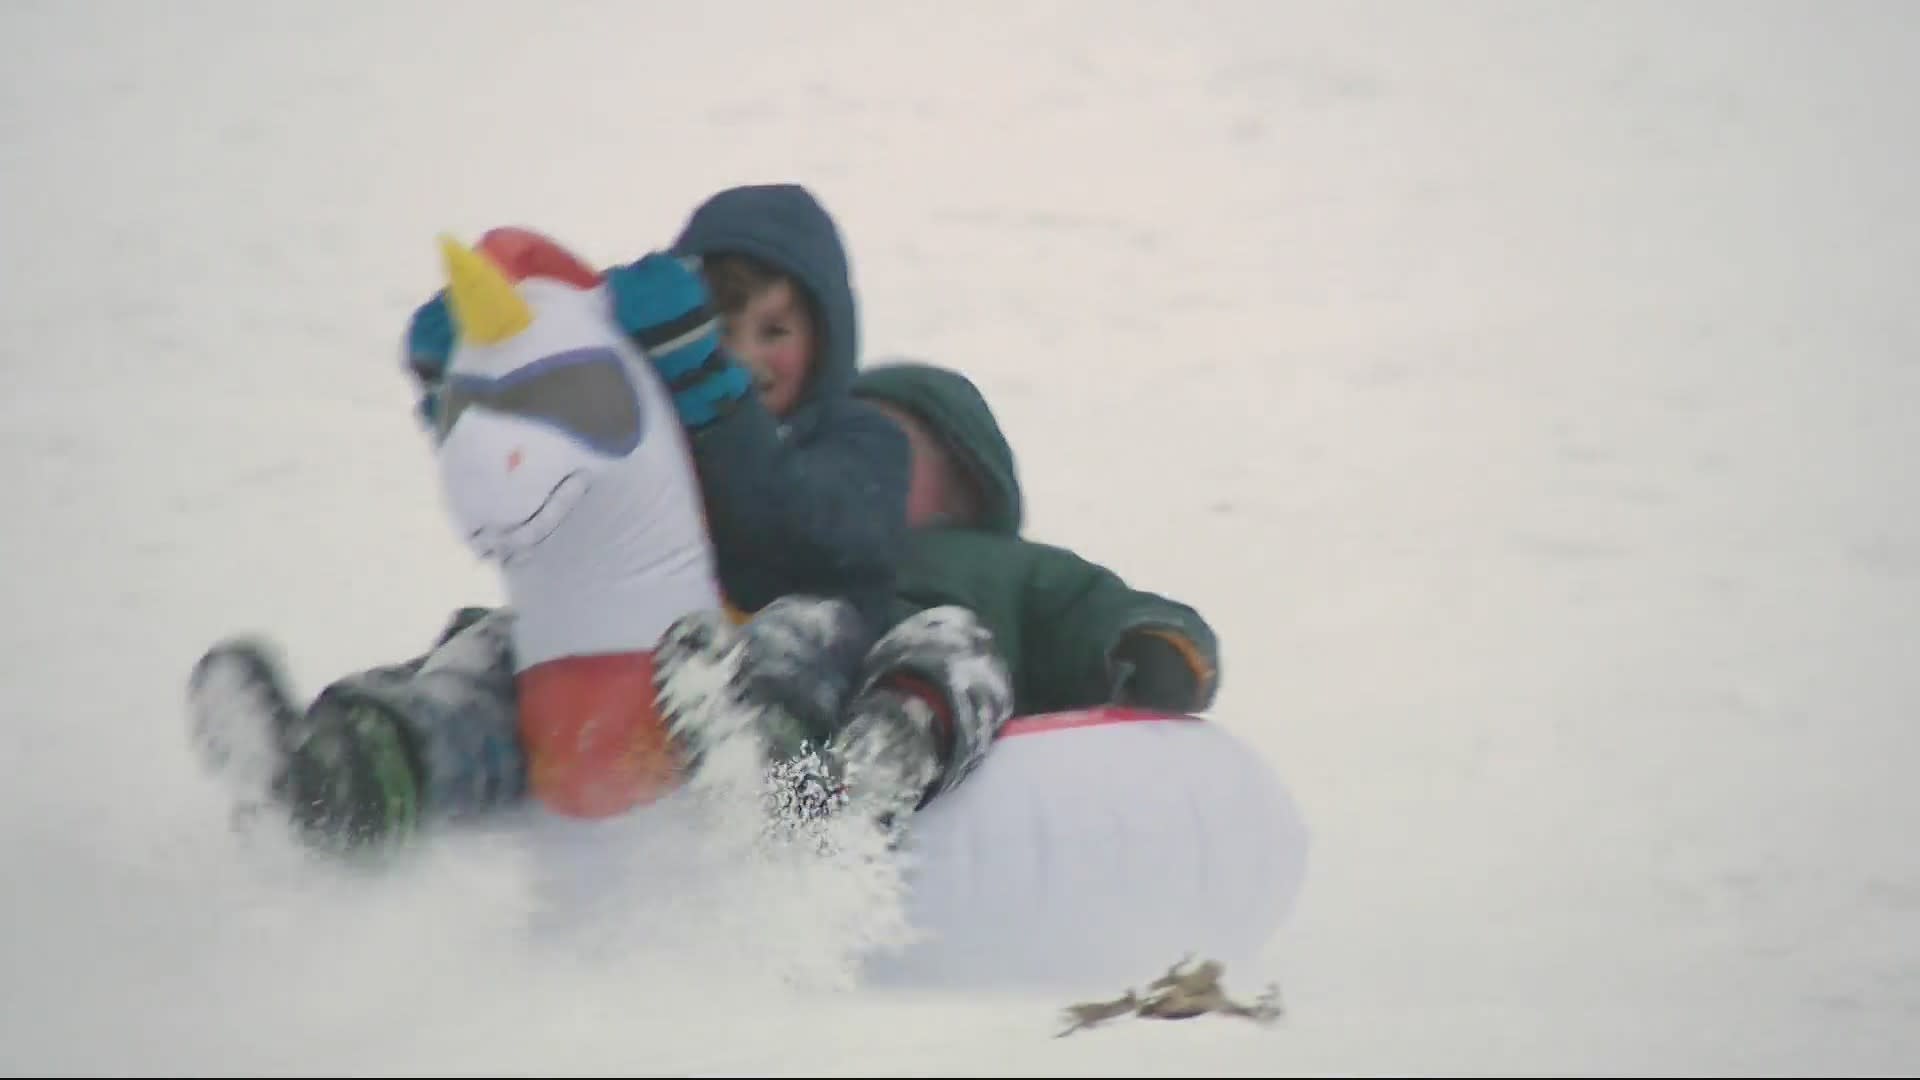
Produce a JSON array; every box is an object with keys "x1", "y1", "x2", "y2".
[
  {"x1": 720, "y1": 279, "x2": 815, "y2": 417},
  {"x1": 869, "y1": 402, "x2": 982, "y2": 528}
]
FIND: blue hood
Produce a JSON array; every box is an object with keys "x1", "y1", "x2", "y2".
[{"x1": 672, "y1": 184, "x2": 859, "y2": 418}]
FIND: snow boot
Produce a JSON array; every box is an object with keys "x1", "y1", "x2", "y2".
[
  {"x1": 187, "y1": 635, "x2": 310, "y2": 814},
  {"x1": 279, "y1": 689, "x2": 424, "y2": 851},
  {"x1": 829, "y1": 605, "x2": 1014, "y2": 820}
]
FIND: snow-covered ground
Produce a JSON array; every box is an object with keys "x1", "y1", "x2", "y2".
[{"x1": 5, "y1": 1, "x2": 1918, "y2": 1074}]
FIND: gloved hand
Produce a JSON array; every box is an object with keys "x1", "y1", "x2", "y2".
[
  {"x1": 1107, "y1": 628, "x2": 1212, "y2": 712},
  {"x1": 606, "y1": 252, "x2": 753, "y2": 431},
  {"x1": 403, "y1": 290, "x2": 454, "y2": 427}
]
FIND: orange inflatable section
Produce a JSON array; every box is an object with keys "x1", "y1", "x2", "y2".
[{"x1": 515, "y1": 651, "x2": 683, "y2": 818}]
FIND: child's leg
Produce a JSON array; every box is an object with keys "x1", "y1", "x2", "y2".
[
  {"x1": 295, "y1": 608, "x2": 526, "y2": 841},
  {"x1": 832, "y1": 605, "x2": 1014, "y2": 816},
  {"x1": 735, "y1": 595, "x2": 875, "y2": 756},
  {"x1": 188, "y1": 607, "x2": 527, "y2": 850}
]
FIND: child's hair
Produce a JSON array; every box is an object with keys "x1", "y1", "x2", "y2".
[{"x1": 703, "y1": 252, "x2": 791, "y2": 318}]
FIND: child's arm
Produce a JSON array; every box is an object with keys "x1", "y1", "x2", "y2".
[{"x1": 1018, "y1": 544, "x2": 1220, "y2": 714}]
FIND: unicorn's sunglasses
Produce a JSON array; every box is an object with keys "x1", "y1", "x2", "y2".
[{"x1": 435, "y1": 346, "x2": 643, "y2": 457}]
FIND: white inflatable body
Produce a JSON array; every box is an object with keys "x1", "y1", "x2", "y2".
[
  {"x1": 868, "y1": 707, "x2": 1310, "y2": 988},
  {"x1": 510, "y1": 705, "x2": 1309, "y2": 989}
]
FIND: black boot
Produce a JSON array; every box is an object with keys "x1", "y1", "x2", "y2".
[
  {"x1": 735, "y1": 596, "x2": 873, "y2": 759},
  {"x1": 831, "y1": 686, "x2": 944, "y2": 822},
  {"x1": 830, "y1": 606, "x2": 1014, "y2": 817},
  {"x1": 187, "y1": 636, "x2": 310, "y2": 813},
  {"x1": 278, "y1": 688, "x2": 425, "y2": 852}
]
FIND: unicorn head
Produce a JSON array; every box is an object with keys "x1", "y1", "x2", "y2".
[{"x1": 434, "y1": 229, "x2": 723, "y2": 672}]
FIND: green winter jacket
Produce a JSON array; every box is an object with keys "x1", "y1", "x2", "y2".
[{"x1": 850, "y1": 362, "x2": 1220, "y2": 715}]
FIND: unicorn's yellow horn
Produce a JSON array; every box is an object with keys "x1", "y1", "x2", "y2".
[{"x1": 439, "y1": 234, "x2": 532, "y2": 345}]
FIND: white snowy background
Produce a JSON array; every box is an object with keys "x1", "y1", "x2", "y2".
[{"x1": 5, "y1": 0, "x2": 1918, "y2": 1074}]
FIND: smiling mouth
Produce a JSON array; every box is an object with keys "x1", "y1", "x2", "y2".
[{"x1": 468, "y1": 469, "x2": 590, "y2": 562}]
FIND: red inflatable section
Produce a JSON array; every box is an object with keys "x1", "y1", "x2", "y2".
[
  {"x1": 515, "y1": 651, "x2": 684, "y2": 818},
  {"x1": 476, "y1": 226, "x2": 605, "y2": 290},
  {"x1": 997, "y1": 705, "x2": 1204, "y2": 739}
]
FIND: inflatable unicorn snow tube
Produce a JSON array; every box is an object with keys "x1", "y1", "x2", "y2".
[
  {"x1": 427, "y1": 228, "x2": 1309, "y2": 985},
  {"x1": 431, "y1": 228, "x2": 717, "y2": 818}
]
